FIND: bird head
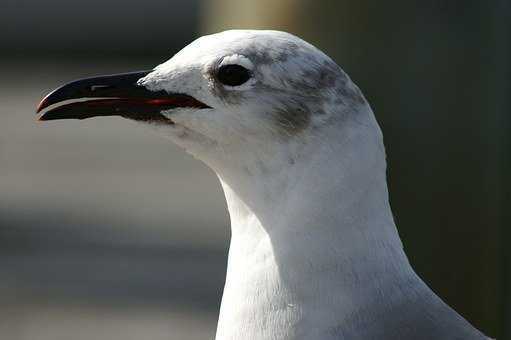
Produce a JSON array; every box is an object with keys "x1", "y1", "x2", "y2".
[{"x1": 37, "y1": 30, "x2": 379, "y2": 198}]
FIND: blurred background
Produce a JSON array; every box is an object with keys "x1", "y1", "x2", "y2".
[{"x1": 0, "y1": 0, "x2": 508, "y2": 339}]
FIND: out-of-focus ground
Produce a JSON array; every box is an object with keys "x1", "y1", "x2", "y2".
[
  {"x1": 0, "y1": 300, "x2": 216, "y2": 340},
  {"x1": 0, "y1": 61, "x2": 230, "y2": 339},
  {"x1": 2, "y1": 1, "x2": 230, "y2": 338}
]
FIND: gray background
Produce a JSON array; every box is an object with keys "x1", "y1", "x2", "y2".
[{"x1": 0, "y1": 0, "x2": 507, "y2": 339}]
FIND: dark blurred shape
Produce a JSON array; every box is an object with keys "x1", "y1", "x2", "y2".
[
  {"x1": 0, "y1": 220, "x2": 226, "y2": 309},
  {"x1": 1, "y1": 0, "x2": 201, "y2": 59}
]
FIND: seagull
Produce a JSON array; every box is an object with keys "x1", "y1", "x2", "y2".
[{"x1": 36, "y1": 30, "x2": 491, "y2": 340}]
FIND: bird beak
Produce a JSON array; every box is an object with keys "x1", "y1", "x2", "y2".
[{"x1": 36, "y1": 70, "x2": 210, "y2": 122}]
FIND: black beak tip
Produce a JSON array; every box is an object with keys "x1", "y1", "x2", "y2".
[
  {"x1": 36, "y1": 99, "x2": 50, "y2": 121},
  {"x1": 36, "y1": 98, "x2": 48, "y2": 114}
]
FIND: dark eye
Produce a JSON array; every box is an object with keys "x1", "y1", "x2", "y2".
[{"x1": 217, "y1": 64, "x2": 251, "y2": 86}]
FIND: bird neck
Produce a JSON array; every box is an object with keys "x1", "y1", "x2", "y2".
[{"x1": 214, "y1": 117, "x2": 425, "y2": 339}]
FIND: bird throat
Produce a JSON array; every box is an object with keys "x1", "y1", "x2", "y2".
[{"x1": 213, "y1": 156, "x2": 416, "y2": 340}]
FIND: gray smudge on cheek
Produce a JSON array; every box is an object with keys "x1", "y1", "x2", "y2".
[
  {"x1": 272, "y1": 103, "x2": 311, "y2": 137},
  {"x1": 265, "y1": 59, "x2": 361, "y2": 135}
]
